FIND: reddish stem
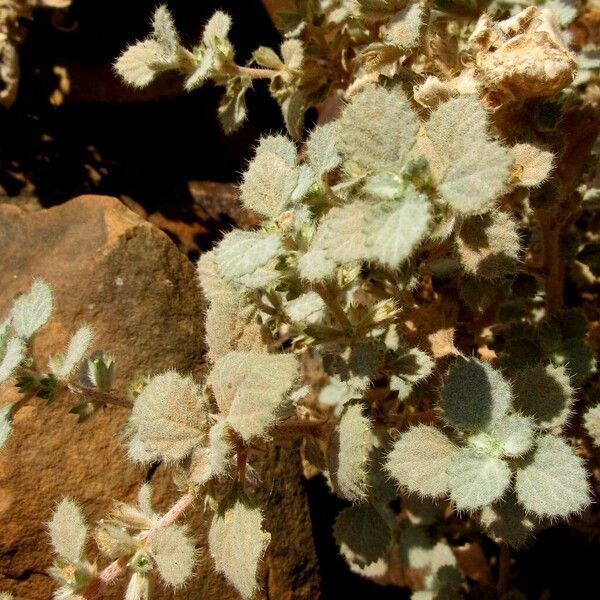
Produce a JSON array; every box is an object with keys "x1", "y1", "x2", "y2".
[{"x1": 82, "y1": 492, "x2": 194, "y2": 599}]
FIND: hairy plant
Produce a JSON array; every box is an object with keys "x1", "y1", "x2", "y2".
[{"x1": 1, "y1": 0, "x2": 600, "y2": 599}]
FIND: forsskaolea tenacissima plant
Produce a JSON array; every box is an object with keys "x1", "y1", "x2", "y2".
[{"x1": 1, "y1": 1, "x2": 600, "y2": 599}]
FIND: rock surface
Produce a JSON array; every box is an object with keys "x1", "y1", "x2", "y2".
[{"x1": 0, "y1": 196, "x2": 319, "y2": 599}]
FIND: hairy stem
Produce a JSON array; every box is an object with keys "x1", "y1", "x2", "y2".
[
  {"x1": 314, "y1": 284, "x2": 353, "y2": 330},
  {"x1": 82, "y1": 492, "x2": 194, "y2": 599},
  {"x1": 539, "y1": 211, "x2": 562, "y2": 317},
  {"x1": 68, "y1": 383, "x2": 133, "y2": 408}
]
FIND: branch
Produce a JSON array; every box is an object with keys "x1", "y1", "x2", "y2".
[
  {"x1": 539, "y1": 210, "x2": 562, "y2": 317},
  {"x1": 82, "y1": 492, "x2": 194, "y2": 599},
  {"x1": 68, "y1": 383, "x2": 133, "y2": 409}
]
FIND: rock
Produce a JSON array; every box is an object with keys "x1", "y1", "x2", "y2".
[{"x1": 0, "y1": 196, "x2": 319, "y2": 599}]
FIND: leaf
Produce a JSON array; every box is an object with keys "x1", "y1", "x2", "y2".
[
  {"x1": 281, "y1": 39, "x2": 304, "y2": 70},
  {"x1": 49, "y1": 325, "x2": 94, "y2": 380},
  {"x1": 337, "y1": 85, "x2": 419, "y2": 171},
  {"x1": 152, "y1": 5, "x2": 180, "y2": 58},
  {"x1": 385, "y1": 424, "x2": 458, "y2": 498},
  {"x1": 125, "y1": 572, "x2": 151, "y2": 600},
  {"x1": 10, "y1": 278, "x2": 53, "y2": 339},
  {"x1": 306, "y1": 123, "x2": 342, "y2": 178},
  {"x1": 362, "y1": 195, "x2": 431, "y2": 268},
  {"x1": 205, "y1": 293, "x2": 263, "y2": 362},
  {"x1": 456, "y1": 211, "x2": 521, "y2": 279},
  {"x1": 425, "y1": 97, "x2": 512, "y2": 214},
  {"x1": 447, "y1": 448, "x2": 511, "y2": 511},
  {"x1": 311, "y1": 202, "x2": 369, "y2": 266},
  {"x1": 202, "y1": 11, "x2": 232, "y2": 48},
  {"x1": 297, "y1": 248, "x2": 337, "y2": 282},
  {"x1": 513, "y1": 364, "x2": 574, "y2": 431},
  {"x1": 239, "y1": 135, "x2": 299, "y2": 218},
  {"x1": 480, "y1": 494, "x2": 536, "y2": 548},
  {"x1": 584, "y1": 403, "x2": 600, "y2": 448},
  {"x1": 281, "y1": 90, "x2": 306, "y2": 140},
  {"x1": 218, "y1": 78, "x2": 250, "y2": 134},
  {"x1": 48, "y1": 498, "x2": 88, "y2": 563},
  {"x1": 196, "y1": 250, "x2": 234, "y2": 302},
  {"x1": 384, "y1": 2, "x2": 424, "y2": 49},
  {"x1": 511, "y1": 143, "x2": 554, "y2": 187},
  {"x1": 439, "y1": 358, "x2": 513, "y2": 432},
  {"x1": 0, "y1": 337, "x2": 25, "y2": 384},
  {"x1": 515, "y1": 435, "x2": 590, "y2": 518},
  {"x1": 214, "y1": 231, "x2": 282, "y2": 282},
  {"x1": 327, "y1": 403, "x2": 374, "y2": 502},
  {"x1": 0, "y1": 403, "x2": 15, "y2": 451},
  {"x1": 334, "y1": 505, "x2": 392, "y2": 567},
  {"x1": 148, "y1": 524, "x2": 196, "y2": 587},
  {"x1": 208, "y1": 494, "x2": 270, "y2": 600},
  {"x1": 189, "y1": 420, "x2": 235, "y2": 485},
  {"x1": 253, "y1": 46, "x2": 283, "y2": 69},
  {"x1": 492, "y1": 413, "x2": 535, "y2": 458},
  {"x1": 115, "y1": 40, "x2": 165, "y2": 88},
  {"x1": 131, "y1": 371, "x2": 210, "y2": 463},
  {"x1": 284, "y1": 291, "x2": 326, "y2": 325},
  {"x1": 207, "y1": 351, "x2": 299, "y2": 441},
  {"x1": 545, "y1": 0, "x2": 578, "y2": 25}
]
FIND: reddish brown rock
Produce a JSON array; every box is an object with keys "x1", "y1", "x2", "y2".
[{"x1": 0, "y1": 195, "x2": 319, "y2": 599}]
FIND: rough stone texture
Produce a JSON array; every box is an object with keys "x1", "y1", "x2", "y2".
[{"x1": 0, "y1": 196, "x2": 319, "y2": 599}]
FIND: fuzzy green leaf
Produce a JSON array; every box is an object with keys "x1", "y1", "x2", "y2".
[
  {"x1": 306, "y1": 123, "x2": 342, "y2": 178},
  {"x1": 239, "y1": 135, "x2": 299, "y2": 218},
  {"x1": 131, "y1": 371, "x2": 210, "y2": 463},
  {"x1": 48, "y1": 498, "x2": 88, "y2": 563},
  {"x1": 214, "y1": 230, "x2": 281, "y2": 283},
  {"x1": 385, "y1": 424, "x2": 458, "y2": 498},
  {"x1": 0, "y1": 337, "x2": 25, "y2": 384},
  {"x1": 49, "y1": 325, "x2": 94, "y2": 380},
  {"x1": 334, "y1": 505, "x2": 392, "y2": 567},
  {"x1": 284, "y1": 291, "x2": 326, "y2": 325},
  {"x1": 337, "y1": 85, "x2": 418, "y2": 171},
  {"x1": 281, "y1": 39, "x2": 304, "y2": 70},
  {"x1": 207, "y1": 351, "x2": 299, "y2": 441},
  {"x1": 584, "y1": 403, "x2": 600, "y2": 448},
  {"x1": 515, "y1": 435, "x2": 590, "y2": 518},
  {"x1": 480, "y1": 495, "x2": 536, "y2": 548},
  {"x1": 149, "y1": 524, "x2": 196, "y2": 587},
  {"x1": 362, "y1": 196, "x2": 431, "y2": 268},
  {"x1": 189, "y1": 420, "x2": 235, "y2": 485},
  {"x1": 426, "y1": 97, "x2": 512, "y2": 214},
  {"x1": 11, "y1": 278, "x2": 53, "y2": 339},
  {"x1": 384, "y1": 2, "x2": 424, "y2": 49},
  {"x1": 202, "y1": 11, "x2": 232, "y2": 47},
  {"x1": 152, "y1": 5, "x2": 180, "y2": 57},
  {"x1": 457, "y1": 211, "x2": 521, "y2": 279},
  {"x1": 447, "y1": 448, "x2": 511, "y2": 511},
  {"x1": 328, "y1": 403, "x2": 374, "y2": 502},
  {"x1": 208, "y1": 494, "x2": 270, "y2": 600},
  {"x1": 493, "y1": 413, "x2": 535, "y2": 458},
  {"x1": 513, "y1": 364, "x2": 574, "y2": 431},
  {"x1": 440, "y1": 358, "x2": 513, "y2": 432}
]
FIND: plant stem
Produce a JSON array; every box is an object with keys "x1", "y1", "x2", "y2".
[
  {"x1": 68, "y1": 383, "x2": 133, "y2": 408},
  {"x1": 218, "y1": 60, "x2": 279, "y2": 80},
  {"x1": 314, "y1": 284, "x2": 353, "y2": 330},
  {"x1": 497, "y1": 545, "x2": 510, "y2": 596},
  {"x1": 272, "y1": 417, "x2": 330, "y2": 438},
  {"x1": 539, "y1": 211, "x2": 562, "y2": 317},
  {"x1": 82, "y1": 492, "x2": 194, "y2": 599}
]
